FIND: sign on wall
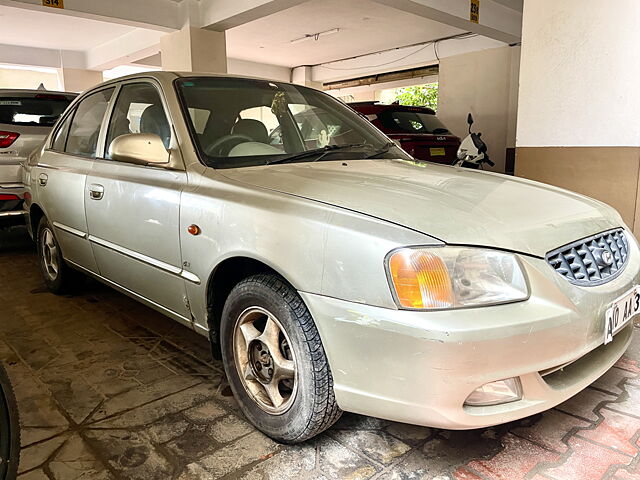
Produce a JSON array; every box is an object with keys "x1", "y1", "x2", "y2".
[
  {"x1": 42, "y1": 0, "x2": 64, "y2": 8},
  {"x1": 470, "y1": 0, "x2": 480, "y2": 23}
]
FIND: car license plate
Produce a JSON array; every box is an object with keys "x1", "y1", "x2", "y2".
[
  {"x1": 604, "y1": 286, "x2": 640, "y2": 344},
  {"x1": 429, "y1": 147, "x2": 445, "y2": 156}
]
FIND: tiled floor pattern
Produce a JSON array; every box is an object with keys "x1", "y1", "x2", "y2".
[{"x1": 1, "y1": 227, "x2": 640, "y2": 480}]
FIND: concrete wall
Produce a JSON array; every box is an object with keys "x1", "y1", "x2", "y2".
[
  {"x1": 437, "y1": 45, "x2": 521, "y2": 174},
  {"x1": 515, "y1": 0, "x2": 640, "y2": 235},
  {"x1": 0, "y1": 67, "x2": 61, "y2": 90}
]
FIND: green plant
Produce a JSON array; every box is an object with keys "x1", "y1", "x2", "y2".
[{"x1": 393, "y1": 84, "x2": 438, "y2": 110}]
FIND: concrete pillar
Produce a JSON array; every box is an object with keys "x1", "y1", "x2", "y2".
[
  {"x1": 437, "y1": 45, "x2": 520, "y2": 174},
  {"x1": 160, "y1": 26, "x2": 227, "y2": 73},
  {"x1": 515, "y1": 0, "x2": 640, "y2": 234},
  {"x1": 59, "y1": 68, "x2": 103, "y2": 93},
  {"x1": 291, "y1": 66, "x2": 322, "y2": 90}
]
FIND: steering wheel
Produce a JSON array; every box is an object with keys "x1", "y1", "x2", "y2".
[{"x1": 205, "y1": 134, "x2": 254, "y2": 157}]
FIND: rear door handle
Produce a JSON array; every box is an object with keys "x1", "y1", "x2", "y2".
[
  {"x1": 88, "y1": 184, "x2": 104, "y2": 200},
  {"x1": 38, "y1": 173, "x2": 48, "y2": 186}
]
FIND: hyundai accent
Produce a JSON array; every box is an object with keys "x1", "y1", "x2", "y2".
[{"x1": 23, "y1": 72, "x2": 639, "y2": 443}]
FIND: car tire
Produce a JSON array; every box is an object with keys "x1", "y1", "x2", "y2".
[
  {"x1": 220, "y1": 273, "x2": 342, "y2": 443},
  {"x1": 0, "y1": 363, "x2": 20, "y2": 480},
  {"x1": 37, "y1": 216, "x2": 82, "y2": 294}
]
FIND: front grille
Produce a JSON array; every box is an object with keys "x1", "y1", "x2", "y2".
[{"x1": 546, "y1": 228, "x2": 629, "y2": 286}]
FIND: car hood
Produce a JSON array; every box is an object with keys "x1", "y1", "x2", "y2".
[{"x1": 220, "y1": 159, "x2": 622, "y2": 257}]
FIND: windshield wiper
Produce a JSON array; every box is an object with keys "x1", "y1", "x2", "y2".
[
  {"x1": 266, "y1": 143, "x2": 369, "y2": 165},
  {"x1": 365, "y1": 142, "x2": 397, "y2": 159}
]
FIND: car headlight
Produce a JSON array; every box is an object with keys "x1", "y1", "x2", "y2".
[{"x1": 386, "y1": 247, "x2": 529, "y2": 310}]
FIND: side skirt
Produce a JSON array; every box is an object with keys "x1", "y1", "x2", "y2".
[{"x1": 66, "y1": 259, "x2": 201, "y2": 335}]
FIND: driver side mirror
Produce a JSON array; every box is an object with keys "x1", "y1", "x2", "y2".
[
  {"x1": 467, "y1": 113, "x2": 474, "y2": 126},
  {"x1": 109, "y1": 133, "x2": 170, "y2": 166}
]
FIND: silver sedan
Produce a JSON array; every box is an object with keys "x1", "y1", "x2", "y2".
[{"x1": 23, "y1": 72, "x2": 639, "y2": 443}]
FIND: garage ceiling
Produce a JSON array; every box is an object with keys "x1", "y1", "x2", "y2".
[
  {"x1": 0, "y1": 4, "x2": 137, "y2": 50},
  {"x1": 226, "y1": 0, "x2": 465, "y2": 67},
  {"x1": 0, "y1": 0, "x2": 466, "y2": 70}
]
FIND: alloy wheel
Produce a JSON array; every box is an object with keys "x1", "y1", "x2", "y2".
[
  {"x1": 232, "y1": 306, "x2": 297, "y2": 414},
  {"x1": 41, "y1": 228, "x2": 59, "y2": 280}
]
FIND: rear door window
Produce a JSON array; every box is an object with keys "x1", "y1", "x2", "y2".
[
  {"x1": 65, "y1": 88, "x2": 115, "y2": 158},
  {"x1": 0, "y1": 95, "x2": 73, "y2": 127}
]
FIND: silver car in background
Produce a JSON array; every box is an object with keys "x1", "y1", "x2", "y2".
[
  {"x1": 23, "y1": 72, "x2": 639, "y2": 443},
  {"x1": 0, "y1": 89, "x2": 76, "y2": 227}
]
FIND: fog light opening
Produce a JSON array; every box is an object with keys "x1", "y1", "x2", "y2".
[{"x1": 464, "y1": 377, "x2": 522, "y2": 407}]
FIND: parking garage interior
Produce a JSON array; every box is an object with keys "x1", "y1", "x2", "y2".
[{"x1": 2, "y1": 0, "x2": 640, "y2": 479}]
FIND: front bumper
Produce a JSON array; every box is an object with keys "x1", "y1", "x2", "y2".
[{"x1": 301, "y1": 239, "x2": 640, "y2": 429}]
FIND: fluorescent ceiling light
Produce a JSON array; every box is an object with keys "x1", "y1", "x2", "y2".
[{"x1": 291, "y1": 28, "x2": 340, "y2": 45}]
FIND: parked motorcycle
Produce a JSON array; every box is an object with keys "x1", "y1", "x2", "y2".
[{"x1": 453, "y1": 113, "x2": 495, "y2": 169}]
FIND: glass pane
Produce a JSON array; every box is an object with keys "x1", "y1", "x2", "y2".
[
  {"x1": 65, "y1": 88, "x2": 115, "y2": 157},
  {"x1": 105, "y1": 83, "x2": 170, "y2": 158},
  {"x1": 176, "y1": 77, "x2": 407, "y2": 168},
  {"x1": 379, "y1": 110, "x2": 451, "y2": 134},
  {"x1": 51, "y1": 110, "x2": 74, "y2": 152},
  {"x1": 0, "y1": 96, "x2": 73, "y2": 127}
]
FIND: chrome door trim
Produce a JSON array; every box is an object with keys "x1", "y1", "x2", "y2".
[
  {"x1": 180, "y1": 270, "x2": 201, "y2": 284},
  {"x1": 87, "y1": 234, "x2": 201, "y2": 284},
  {"x1": 65, "y1": 259, "x2": 196, "y2": 331},
  {"x1": 53, "y1": 222, "x2": 87, "y2": 239}
]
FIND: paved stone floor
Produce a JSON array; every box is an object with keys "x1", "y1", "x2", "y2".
[{"x1": 2, "y1": 227, "x2": 640, "y2": 480}]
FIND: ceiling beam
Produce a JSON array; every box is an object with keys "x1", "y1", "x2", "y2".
[
  {"x1": 201, "y1": 0, "x2": 309, "y2": 31},
  {"x1": 0, "y1": 43, "x2": 85, "y2": 69},
  {"x1": 371, "y1": 0, "x2": 522, "y2": 44},
  {"x1": 86, "y1": 30, "x2": 165, "y2": 70},
  {"x1": 0, "y1": 0, "x2": 183, "y2": 31}
]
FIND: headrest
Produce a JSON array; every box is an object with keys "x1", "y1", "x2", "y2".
[
  {"x1": 232, "y1": 118, "x2": 269, "y2": 144},
  {"x1": 140, "y1": 105, "x2": 170, "y2": 146}
]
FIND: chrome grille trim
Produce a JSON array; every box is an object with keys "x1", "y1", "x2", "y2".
[{"x1": 546, "y1": 228, "x2": 629, "y2": 286}]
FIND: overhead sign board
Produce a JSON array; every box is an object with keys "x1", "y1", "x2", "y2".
[
  {"x1": 42, "y1": 0, "x2": 64, "y2": 9},
  {"x1": 470, "y1": 0, "x2": 480, "y2": 23}
]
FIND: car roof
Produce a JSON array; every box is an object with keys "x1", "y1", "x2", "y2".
[
  {"x1": 0, "y1": 89, "x2": 77, "y2": 98},
  {"x1": 84, "y1": 71, "x2": 319, "y2": 93},
  {"x1": 349, "y1": 101, "x2": 437, "y2": 115}
]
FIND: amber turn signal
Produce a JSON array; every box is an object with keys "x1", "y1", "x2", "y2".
[
  {"x1": 388, "y1": 249, "x2": 454, "y2": 309},
  {"x1": 187, "y1": 224, "x2": 201, "y2": 236}
]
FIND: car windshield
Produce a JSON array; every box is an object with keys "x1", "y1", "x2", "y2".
[
  {"x1": 176, "y1": 77, "x2": 410, "y2": 168},
  {"x1": 379, "y1": 110, "x2": 451, "y2": 135},
  {"x1": 0, "y1": 95, "x2": 73, "y2": 127}
]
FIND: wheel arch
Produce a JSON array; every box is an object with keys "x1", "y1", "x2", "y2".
[
  {"x1": 27, "y1": 203, "x2": 46, "y2": 240},
  {"x1": 205, "y1": 255, "x2": 299, "y2": 358}
]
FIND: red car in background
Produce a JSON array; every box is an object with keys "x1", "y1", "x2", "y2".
[{"x1": 349, "y1": 101, "x2": 460, "y2": 164}]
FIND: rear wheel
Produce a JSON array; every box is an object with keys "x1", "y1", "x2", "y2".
[
  {"x1": 220, "y1": 274, "x2": 341, "y2": 443},
  {"x1": 37, "y1": 217, "x2": 82, "y2": 294}
]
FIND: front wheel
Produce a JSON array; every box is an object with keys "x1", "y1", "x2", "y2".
[{"x1": 220, "y1": 274, "x2": 341, "y2": 443}]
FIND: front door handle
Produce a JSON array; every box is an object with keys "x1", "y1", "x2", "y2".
[
  {"x1": 38, "y1": 173, "x2": 48, "y2": 186},
  {"x1": 88, "y1": 184, "x2": 104, "y2": 200}
]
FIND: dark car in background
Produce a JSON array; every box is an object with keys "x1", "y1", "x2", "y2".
[{"x1": 349, "y1": 101, "x2": 460, "y2": 164}]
